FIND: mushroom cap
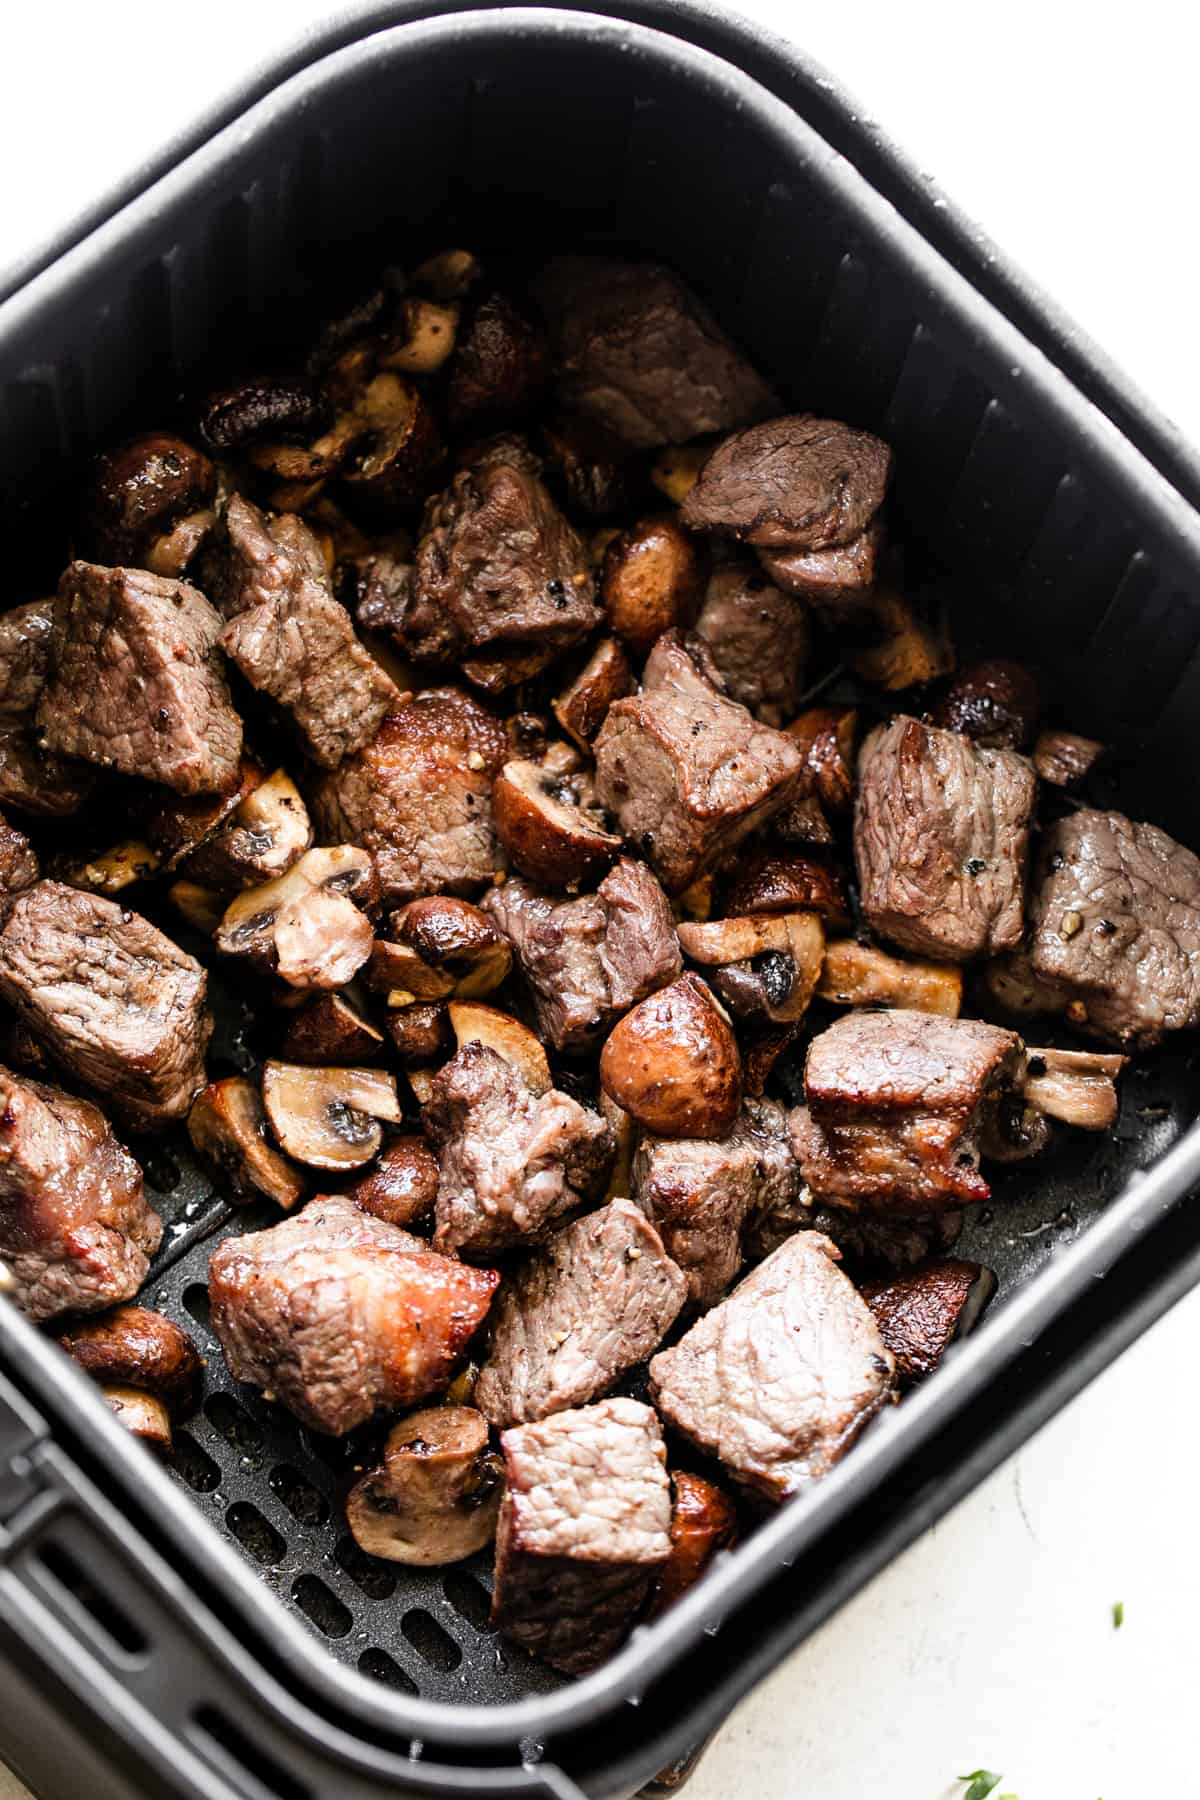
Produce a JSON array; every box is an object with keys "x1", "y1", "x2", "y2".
[
  {"x1": 493, "y1": 760, "x2": 621, "y2": 889},
  {"x1": 344, "y1": 1405, "x2": 503, "y2": 1565},
  {"x1": 261, "y1": 1061, "x2": 402, "y2": 1171},
  {"x1": 599, "y1": 973, "x2": 742, "y2": 1139},
  {"x1": 57, "y1": 1306, "x2": 203, "y2": 1418}
]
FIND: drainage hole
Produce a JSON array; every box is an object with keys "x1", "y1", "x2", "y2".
[
  {"x1": 182, "y1": 1283, "x2": 212, "y2": 1333},
  {"x1": 401, "y1": 1608, "x2": 461, "y2": 1672},
  {"x1": 204, "y1": 1392, "x2": 264, "y2": 1458},
  {"x1": 269, "y1": 1462, "x2": 330, "y2": 1526},
  {"x1": 335, "y1": 1534, "x2": 397, "y2": 1600},
  {"x1": 358, "y1": 1647, "x2": 419, "y2": 1694},
  {"x1": 300, "y1": 1427, "x2": 356, "y2": 1474},
  {"x1": 291, "y1": 1573, "x2": 352, "y2": 1639},
  {"x1": 170, "y1": 1429, "x2": 221, "y2": 1493},
  {"x1": 226, "y1": 1501, "x2": 285, "y2": 1567},
  {"x1": 442, "y1": 1569, "x2": 492, "y2": 1633}
]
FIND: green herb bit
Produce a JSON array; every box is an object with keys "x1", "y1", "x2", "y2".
[
  {"x1": 1112, "y1": 1600, "x2": 1125, "y2": 1629},
  {"x1": 959, "y1": 1773, "x2": 1003, "y2": 1800}
]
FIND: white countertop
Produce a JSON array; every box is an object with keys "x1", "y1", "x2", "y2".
[{"x1": 2, "y1": 4, "x2": 1197, "y2": 1795}]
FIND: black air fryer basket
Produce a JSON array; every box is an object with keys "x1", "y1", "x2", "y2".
[{"x1": 2, "y1": 6, "x2": 1200, "y2": 1797}]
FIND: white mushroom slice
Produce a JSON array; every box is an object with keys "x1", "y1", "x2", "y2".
[
  {"x1": 188, "y1": 1076, "x2": 307, "y2": 1209},
  {"x1": 261, "y1": 1061, "x2": 401, "y2": 1170},
  {"x1": 676, "y1": 912, "x2": 825, "y2": 1024},
  {"x1": 58, "y1": 839, "x2": 161, "y2": 895},
  {"x1": 344, "y1": 1407, "x2": 503, "y2": 1565},
  {"x1": 274, "y1": 888, "x2": 374, "y2": 989},
  {"x1": 186, "y1": 768, "x2": 313, "y2": 887},
  {"x1": 1023, "y1": 1047, "x2": 1127, "y2": 1132},
  {"x1": 168, "y1": 880, "x2": 225, "y2": 935},
  {"x1": 447, "y1": 1002, "x2": 551, "y2": 1096},
  {"x1": 216, "y1": 846, "x2": 374, "y2": 989},
  {"x1": 102, "y1": 1385, "x2": 173, "y2": 1452},
  {"x1": 493, "y1": 760, "x2": 621, "y2": 889},
  {"x1": 380, "y1": 298, "x2": 460, "y2": 373},
  {"x1": 817, "y1": 940, "x2": 963, "y2": 1018}
]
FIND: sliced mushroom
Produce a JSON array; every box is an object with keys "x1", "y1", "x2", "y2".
[
  {"x1": 723, "y1": 851, "x2": 852, "y2": 930},
  {"x1": 198, "y1": 372, "x2": 330, "y2": 454},
  {"x1": 817, "y1": 940, "x2": 963, "y2": 1018},
  {"x1": 850, "y1": 586, "x2": 954, "y2": 691},
  {"x1": 784, "y1": 706, "x2": 859, "y2": 817},
  {"x1": 493, "y1": 759, "x2": 621, "y2": 889},
  {"x1": 932, "y1": 658, "x2": 1041, "y2": 750},
  {"x1": 650, "y1": 436, "x2": 721, "y2": 506},
  {"x1": 168, "y1": 880, "x2": 226, "y2": 936},
  {"x1": 188, "y1": 1076, "x2": 307, "y2": 1209},
  {"x1": 56, "y1": 1306, "x2": 203, "y2": 1418},
  {"x1": 552, "y1": 637, "x2": 635, "y2": 749},
  {"x1": 244, "y1": 411, "x2": 363, "y2": 512},
  {"x1": 372, "y1": 897, "x2": 513, "y2": 1002},
  {"x1": 141, "y1": 756, "x2": 263, "y2": 870},
  {"x1": 347, "y1": 1134, "x2": 440, "y2": 1229},
  {"x1": 447, "y1": 1002, "x2": 551, "y2": 1096},
  {"x1": 215, "y1": 846, "x2": 375, "y2": 989},
  {"x1": 861, "y1": 1260, "x2": 997, "y2": 1388},
  {"x1": 344, "y1": 1406, "x2": 503, "y2": 1565},
  {"x1": 599, "y1": 973, "x2": 742, "y2": 1140},
  {"x1": 143, "y1": 508, "x2": 219, "y2": 578},
  {"x1": 1032, "y1": 728, "x2": 1105, "y2": 789},
  {"x1": 281, "y1": 991, "x2": 384, "y2": 1065},
  {"x1": 56, "y1": 838, "x2": 161, "y2": 895},
  {"x1": 379, "y1": 298, "x2": 460, "y2": 374},
  {"x1": 185, "y1": 769, "x2": 313, "y2": 888},
  {"x1": 1023, "y1": 1046, "x2": 1127, "y2": 1131},
  {"x1": 384, "y1": 1002, "x2": 451, "y2": 1066},
  {"x1": 81, "y1": 432, "x2": 217, "y2": 566},
  {"x1": 677, "y1": 912, "x2": 825, "y2": 1025},
  {"x1": 338, "y1": 371, "x2": 445, "y2": 523},
  {"x1": 261, "y1": 1061, "x2": 402, "y2": 1171},
  {"x1": 775, "y1": 791, "x2": 835, "y2": 848},
  {"x1": 102, "y1": 1386, "x2": 174, "y2": 1451},
  {"x1": 600, "y1": 515, "x2": 707, "y2": 656},
  {"x1": 651, "y1": 1471, "x2": 738, "y2": 1615}
]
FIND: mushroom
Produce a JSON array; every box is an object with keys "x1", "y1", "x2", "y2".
[
  {"x1": 493, "y1": 759, "x2": 622, "y2": 889},
  {"x1": 281, "y1": 991, "x2": 384, "y2": 1064},
  {"x1": 188, "y1": 1076, "x2": 307, "y2": 1209},
  {"x1": 215, "y1": 846, "x2": 375, "y2": 989},
  {"x1": 143, "y1": 508, "x2": 219, "y2": 578},
  {"x1": 141, "y1": 756, "x2": 263, "y2": 871},
  {"x1": 443, "y1": 288, "x2": 548, "y2": 425},
  {"x1": 411, "y1": 248, "x2": 482, "y2": 301},
  {"x1": 369, "y1": 897, "x2": 512, "y2": 1002},
  {"x1": 1022, "y1": 1046, "x2": 1127, "y2": 1131},
  {"x1": 337, "y1": 371, "x2": 445, "y2": 524},
  {"x1": 650, "y1": 436, "x2": 721, "y2": 506},
  {"x1": 384, "y1": 1002, "x2": 451, "y2": 1067},
  {"x1": 677, "y1": 872, "x2": 716, "y2": 922},
  {"x1": 184, "y1": 768, "x2": 313, "y2": 888},
  {"x1": 552, "y1": 637, "x2": 635, "y2": 749},
  {"x1": 198, "y1": 372, "x2": 330, "y2": 453},
  {"x1": 600, "y1": 1091, "x2": 636, "y2": 1202},
  {"x1": 56, "y1": 1305, "x2": 204, "y2": 1449},
  {"x1": 81, "y1": 432, "x2": 217, "y2": 567},
  {"x1": 860, "y1": 1260, "x2": 997, "y2": 1388},
  {"x1": 245, "y1": 411, "x2": 366, "y2": 512},
  {"x1": 599, "y1": 973, "x2": 742, "y2": 1140},
  {"x1": 56, "y1": 838, "x2": 161, "y2": 896},
  {"x1": 1032, "y1": 728, "x2": 1105, "y2": 788},
  {"x1": 447, "y1": 1002, "x2": 551, "y2": 1096},
  {"x1": 677, "y1": 912, "x2": 825, "y2": 1025},
  {"x1": 932, "y1": 658, "x2": 1041, "y2": 750},
  {"x1": 168, "y1": 880, "x2": 226, "y2": 936},
  {"x1": 775, "y1": 791, "x2": 835, "y2": 848},
  {"x1": 347, "y1": 1134, "x2": 440, "y2": 1229},
  {"x1": 651, "y1": 1470, "x2": 738, "y2": 1615},
  {"x1": 817, "y1": 940, "x2": 963, "y2": 1018},
  {"x1": 600, "y1": 515, "x2": 707, "y2": 656},
  {"x1": 102, "y1": 1387, "x2": 174, "y2": 1450},
  {"x1": 379, "y1": 297, "x2": 460, "y2": 374},
  {"x1": 784, "y1": 706, "x2": 859, "y2": 817},
  {"x1": 723, "y1": 850, "x2": 852, "y2": 930},
  {"x1": 261, "y1": 1061, "x2": 402, "y2": 1171},
  {"x1": 344, "y1": 1406, "x2": 503, "y2": 1565},
  {"x1": 741, "y1": 1020, "x2": 803, "y2": 1098},
  {"x1": 850, "y1": 585, "x2": 954, "y2": 691}
]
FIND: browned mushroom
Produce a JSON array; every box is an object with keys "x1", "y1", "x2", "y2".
[
  {"x1": 102, "y1": 1387, "x2": 174, "y2": 1450},
  {"x1": 198, "y1": 372, "x2": 330, "y2": 454},
  {"x1": 168, "y1": 880, "x2": 226, "y2": 936},
  {"x1": 215, "y1": 846, "x2": 375, "y2": 988},
  {"x1": 650, "y1": 436, "x2": 721, "y2": 506},
  {"x1": 188, "y1": 1076, "x2": 307, "y2": 1209},
  {"x1": 860, "y1": 1260, "x2": 997, "y2": 1388},
  {"x1": 344, "y1": 1406, "x2": 503, "y2": 1565},
  {"x1": 492, "y1": 759, "x2": 622, "y2": 889},
  {"x1": 1023, "y1": 1046, "x2": 1126, "y2": 1131},
  {"x1": 384, "y1": 1002, "x2": 451, "y2": 1066},
  {"x1": 784, "y1": 706, "x2": 859, "y2": 817},
  {"x1": 443, "y1": 288, "x2": 547, "y2": 425},
  {"x1": 932, "y1": 658, "x2": 1041, "y2": 750},
  {"x1": 539, "y1": 411, "x2": 647, "y2": 523},
  {"x1": 281, "y1": 991, "x2": 384, "y2": 1064},
  {"x1": 850, "y1": 585, "x2": 954, "y2": 690},
  {"x1": 337, "y1": 371, "x2": 445, "y2": 523},
  {"x1": 81, "y1": 432, "x2": 217, "y2": 567},
  {"x1": 379, "y1": 298, "x2": 460, "y2": 374},
  {"x1": 56, "y1": 1306, "x2": 203, "y2": 1419},
  {"x1": 184, "y1": 769, "x2": 313, "y2": 888},
  {"x1": 141, "y1": 756, "x2": 264, "y2": 871},
  {"x1": 347, "y1": 1134, "x2": 440, "y2": 1229},
  {"x1": 1032, "y1": 728, "x2": 1105, "y2": 788},
  {"x1": 552, "y1": 637, "x2": 636, "y2": 749},
  {"x1": 261, "y1": 1061, "x2": 402, "y2": 1171},
  {"x1": 56, "y1": 839, "x2": 161, "y2": 896},
  {"x1": 817, "y1": 940, "x2": 964, "y2": 1018},
  {"x1": 411, "y1": 248, "x2": 482, "y2": 301},
  {"x1": 723, "y1": 850, "x2": 852, "y2": 930},
  {"x1": 677, "y1": 912, "x2": 825, "y2": 1025},
  {"x1": 447, "y1": 1001, "x2": 552, "y2": 1096},
  {"x1": 600, "y1": 515, "x2": 707, "y2": 655},
  {"x1": 651, "y1": 1470, "x2": 738, "y2": 1615},
  {"x1": 245, "y1": 411, "x2": 366, "y2": 513},
  {"x1": 599, "y1": 973, "x2": 742, "y2": 1139},
  {"x1": 370, "y1": 897, "x2": 512, "y2": 1003}
]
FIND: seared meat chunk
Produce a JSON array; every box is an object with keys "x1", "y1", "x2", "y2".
[
  {"x1": 349, "y1": 551, "x2": 413, "y2": 639},
  {"x1": 633, "y1": 1097, "x2": 800, "y2": 1308},
  {"x1": 758, "y1": 518, "x2": 884, "y2": 619},
  {"x1": 407, "y1": 439, "x2": 597, "y2": 680},
  {"x1": 0, "y1": 600, "x2": 94, "y2": 817},
  {"x1": 310, "y1": 688, "x2": 507, "y2": 904},
  {"x1": 537, "y1": 256, "x2": 777, "y2": 450},
  {"x1": 0, "y1": 813, "x2": 38, "y2": 919},
  {"x1": 1019, "y1": 808, "x2": 1200, "y2": 1047},
  {"x1": 0, "y1": 1068, "x2": 161, "y2": 1323},
  {"x1": 791, "y1": 1009, "x2": 1023, "y2": 1213},
  {"x1": 36, "y1": 563, "x2": 242, "y2": 795},
  {"x1": 0, "y1": 882, "x2": 212, "y2": 1127},
  {"x1": 212, "y1": 497, "x2": 398, "y2": 768},
  {"x1": 743, "y1": 1189, "x2": 963, "y2": 1271},
  {"x1": 682, "y1": 414, "x2": 892, "y2": 555},
  {"x1": 208, "y1": 1193, "x2": 497, "y2": 1434},
  {"x1": 475, "y1": 1199, "x2": 686, "y2": 1428},
  {"x1": 491, "y1": 1396, "x2": 671, "y2": 1672},
  {"x1": 650, "y1": 1232, "x2": 893, "y2": 1501},
  {"x1": 481, "y1": 858, "x2": 680, "y2": 1049},
  {"x1": 594, "y1": 630, "x2": 802, "y2": 892},
  {"x1": 694, "y1": 560, "x2": 808, "y2": 724},
  {"x1": 424, "y1": 1043, "x2": 614, "y2": 1257},
  {"x1": 861, "y1": 1260, "x2": 996, "y2": 1388},
  {"x1": 855, "y1": 715, "x2": 1036, "y2": 961}
]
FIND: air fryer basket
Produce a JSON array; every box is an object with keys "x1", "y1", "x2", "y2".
[{"x1": 2, "y1": 6, "x2": 1200, "y2": 1797}]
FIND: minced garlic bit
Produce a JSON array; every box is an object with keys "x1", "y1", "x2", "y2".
[
  {"x1": 1059, "y1": 910, "x2": 1083, "y2": 939},
  {"x1": 466, "y1": 750, "x2": 486, "y2": 771}
]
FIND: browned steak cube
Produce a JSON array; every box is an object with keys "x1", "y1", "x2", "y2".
[
  {"x1": 693, "y1": 559, "x2": 809, "y2": 724},
  {"x1": 854, "y1": 715, "x2": 1037, "y2": 961},
  {"x1": 0, "y1": 600, "x2": 94, "y2": 817},
  {"x1": 475, "y1": 1198, "x2": 686, "y2": 1428},
  {"x1": 682, "y1": 414, "x2": 892, "y2": 551},
  {"x1": 424, "y1": 1044, "x2": 614, "y2": 1257},
  {"x1": 208, "y1": 1193, "x2": 498, "y2": 1435},
  {"x1": 491, "y1": 1396, "x2": 672, "y2": 1672},
  {"x1": 536, "y1": 257, "x2": 777, "y2": 449},
  {"x1": 213, "y1": 497, "x2": 398, "y2": 768},
  {"x1": 481, "y1": 858, "x2": 681, "y2": 1050},
  {"x1": 1022, "y1": 808, "x2": 1200, "y2": 1048},
  {"x1": 743, "y1": 1185, "x2": 963, "y2": 1271},
  {"x1": 36, "y1": 562, "x2": 243, "y2": 795},
  {"x1": 309, "y1": 687, "x2": 507, "y2": 905},
  {"x1": 633, "y1": 1097, "x2": 800, "y2": 1308},
  {"x1": 0, "y1": 882, "x2": 212, "y2": 1127},
  {"x1": 791, "y1": 1009, "x2": 1023, "y2": 1213},
  {"x1": 0, "y1": 1067, "x2": 161, "y2": 1322},
  {"x1": 650, "y1": 1231, "x2": 894, "y2": 1501},
  {"x1": 594, "y1": 631, "x2": 802, "y2": 892},
  {"x1": 0, "y1": 812, "x2": 38, "y2": 920}
]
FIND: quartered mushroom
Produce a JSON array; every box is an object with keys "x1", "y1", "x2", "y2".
[
  {"x1": 1032, "y1": 728, "x2": 1105, "y2": 789},
  {"x1": 55, "y1": 838, "x2": 161, "y2": 896},
  {"x1": 347, "y1": 1133, "x2": 440, "y2": 1229},
  {"x1": 188, "y1": 1075, "x2": 307, "y2": 1209},
  {"x1": 261, "y1": 1060, "x2": 402, "y2": 1171},
  {"x1": 599, "y1": 973, "x2": 742, "y2": 1140},
  {"x1": 1023, "y1": 1046, "x2": 1127, "y2": 1131},
  {"x1": 369, "y1": 897, "x2": 512, "y2": 1003},
  {"x1": 599, "y1": 514, "x2": 707, "y2": 656},
  {"x1": 493, "y1": 759, "x2": 622, "y2": 888},
  {"x1": 651, "y1": 1470, "x2": 738, "y2": 1616},
  {"x1": 102, "y1": 1387, "x2": 174, "y2": 1451},
  {"x1": 849, "y1": 585, "x2": 954, "y2": 691},
  {"x1": 184, "y1": 768, "x2": 313, "y2": 888},
  {"x1": 81, "y1": 431, "x2": 217, "y2": 568},
  {"x1": 56, "y1": 1306, "x2": 203, "y2": 1451},
  {"x1": 281, "y1": 990, "x2": 384, "y2": 1064},
  {"x1": 861, "y1": 1260, "x2": 997, "y2": 1388},
  {"x1": 337, "y1": 371, "x2": 445, "y2": 523},
  {"x1": 344, "y1": 1406, "x2": 503, "y2": 1565},
  {"x1": 198, "y1": 372, "x2": 330, "y2": 454},
  {"x1": 215, "y1": 846, "x2": 375, "y2": 989},
  {"x1": 168, "y1": 880, "x2": 226, "y2": 936},
  {"x1": 723, "y1": 850, "x2": 852, "y2": 930},
  {"x1": 677, "y1": 912, "x2": 825, "y2": 1025},
  {"x1": 784, "y1": 706, "x2": 859, "y2": 817},
  {"x1": 552, "y1": 637, "x2": 635, "y2": 749},
  {"x1": 447, "y1": 1001, "x2": 552, "y2": 1095},
  {"x1": 142, "y1": 756, "x2": 263, "y2": 871},
  {"x1": 933, "y1": 658, "x2": 1041, "y2": 751},
  {"x1": 384, "y1": 1002, "x2": 451, "y2": 1067},
  {"x1": 817, "y1": 940, "x2": 964, "y2": 1018}
]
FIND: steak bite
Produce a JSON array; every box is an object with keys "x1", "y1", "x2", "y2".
[
  {"x1": 36, "y1": 562, "x2": 243, "y2": 795},
  {"x1": 650, "y1": 1232, "x2": 894, "y2": 1502},
  {"x1": 0, "y1": 882, "x2": 212, "y2": 1128},
  {"x1": 537, "y1": 256, "x2": 777, "y2": 450},
  {"x1": 594, "y1": 630, "x2": 802, "y2": 892},
  {"x1": 475, "y1": 1199, "x2": 687, "y2": 1428},
  {"x1": 1019, "y1": 808, "x2": 1200, "y2": 1048},
  {"x1": 0, "y1": 600, "x2": 95, "y2": 817},
  {"x1": 424, "y1": 1043, "x2": 614, "y2": 1257},
  {"x1": 681, "y1": 414, "x2": 892, "y2": 554},
  {"x1": 0, "y1": 813, "x2": 38, "y2": 919},
  {"x1": 211, "y1": 496, "x2": 398, "y2": 768},
  {"x1": 633, "y1": 1097, "x2": 800, "y2": 1308},
  {"x1": 481, "y1": 858, "x2": 681, "y2": 1050},
  {"x1": 309, "y1": 687, "x2": 507, "y2": 905},
  {"x1": 208, "y1": 1193, "x2": 498, "y2": 1435},
  {"x1": 791, "y1": 1009, "x2": 1024, "y2": 1214},
  {"x1": 694, "y1": 559, "x2": 808, "y2": 725},
  {"x1": 0, "y1": 1067, "x2": 161, "y2": 1323},
  {"x1": 854, "y1": 715, "x2": 1037, "y2": 961},
  {"x1": 490, "y1": 1396, "x2": 672, "y2": 1673}
]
